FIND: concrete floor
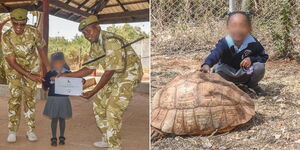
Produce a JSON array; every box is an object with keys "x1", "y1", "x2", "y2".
[{"x1": 0, "y1": 92, "x2": 149, "y2": 150}]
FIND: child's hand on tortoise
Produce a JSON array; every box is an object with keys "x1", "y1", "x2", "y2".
[
  {"x1": 200, "y1": 64, "x2": 210, "y2": 73},
  {"x1": 240, "y1": 57, "x2": 251, "y2": 68}
]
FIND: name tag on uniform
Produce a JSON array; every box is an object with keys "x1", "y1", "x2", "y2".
[{"x1": 55, "y1": 77, "x2": 83, "y2": 96}]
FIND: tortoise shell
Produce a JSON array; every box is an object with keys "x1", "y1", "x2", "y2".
[{"x1": 151, "y1": 72, "x2": 255, "y2": 135}]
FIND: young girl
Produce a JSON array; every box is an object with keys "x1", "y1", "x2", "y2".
[
  {"x1": 200, "y1": 11, "x2": 269, "y2": 96},
  {"x1": 43, "y1": 52, "x2": 72, "y2": 146}
]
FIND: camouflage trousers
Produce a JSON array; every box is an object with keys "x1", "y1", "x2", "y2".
[
  {"x1": 0, "y1": 54, "x2": 7, "y2": 84},
  {"x1": 6, "y1": 72, "x2": 37, "y2": 132},
  {"x1": 93, "y1": 80, "x2": 135, "y2": 149}
]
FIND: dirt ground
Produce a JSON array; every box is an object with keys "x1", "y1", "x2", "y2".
[
  {"x1": 151, "y1": 52, "x2": 300, "y2": 150},
  {"x1": 0, "y1": 92, "x2": 149, "y2": 150}
]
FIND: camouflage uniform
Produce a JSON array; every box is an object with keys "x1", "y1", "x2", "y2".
[
  {"x1": 0, "y1": 24, "x2": 7, "y2": 84},
  {"x1": 0, "y1": 48, "x2": 7, "y2": 84},
  {"x1": 1, "y1": 25, "x2": 46, "y2": 132},
  {"x1": 87, "y1": 31, "x2": 143, "y2": 148}
]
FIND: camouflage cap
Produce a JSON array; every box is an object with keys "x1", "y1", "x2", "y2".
[
  {"x1": 78, "y1": 15, "x2": 99, "y2": 31},
  {"x1": 11, "y1": 8, "x2": 28, "y2": 20}
]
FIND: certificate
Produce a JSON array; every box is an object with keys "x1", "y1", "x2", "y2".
[{"x1": 55, "y1": 77, "x2": 83, "y2": 96}]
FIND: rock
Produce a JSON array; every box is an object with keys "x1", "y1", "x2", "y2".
[
  {"x1": 279, "y1": 103, "x2": 286, "y2": 108},
  {"x1": 295, "y1": 139, "x2": 300, "y2": 144},
  {"x1": 261, "y1": 130, "x2": 268, "y2": 135},
  {"x1": 274, "y1": 134, "x2": 281, "y2": 140},
  {"x1": 175, "y1": 136, "x2": 181, "y2": 141},
  {"x1": 272, "y1": 96, "x2": 279, "y2": 100},
  {"x1": 202, "y1": 139, "x2": 212, "y2": 148},
  {"x1": 276, "y1": 98, "x2": 284, "y2": 102}
]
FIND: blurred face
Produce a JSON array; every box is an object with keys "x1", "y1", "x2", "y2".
[
  {"x1": 226, "y1": 14, "x2": 251, "y2": 44},
  {"x1": 82, "y1": 24, "x2": 100, "y2": 43},
  {"x1": 52, "y1": 60, "x2": 65, "y2": 71},
  {"x1": 11, "y1": 19, "x2": 27, "y2": 35}
]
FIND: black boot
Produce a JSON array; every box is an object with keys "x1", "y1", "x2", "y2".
[
  {"x1": 251, "y1": 85, "x2": 266, "y2": 96},
  {"x1": 51, "y1": 138, "x2": 57, "y2": 146},
  {"x1": 59, "y1": 136, "x2": 65, "y2": 145}
]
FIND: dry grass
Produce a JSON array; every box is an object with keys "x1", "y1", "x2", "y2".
[{"x1": 151, "y1": 30, "x2": 300, "y2": 149}]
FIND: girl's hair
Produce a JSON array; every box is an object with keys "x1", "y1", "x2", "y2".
[
  {"x1": 50, "y1": 52, "x2": 70, "y2": 70},
  {"x1": 226, "y1": 11, "x2": 252, "y2": 26}
]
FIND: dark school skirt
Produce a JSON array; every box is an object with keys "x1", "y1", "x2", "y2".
[{"x1": 43, "y1": 96, "x2": 72, "y2": 119}]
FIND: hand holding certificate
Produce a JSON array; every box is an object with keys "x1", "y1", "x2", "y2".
[{"x1": 55, "y1": 77, "x2": 83, "y2": 96}]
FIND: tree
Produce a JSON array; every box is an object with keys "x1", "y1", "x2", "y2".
[
  {"x1": 106, "y1": 23, "x2": 149, "y2": 42},
  {"x1": 48, "y1": 35, "x2": 90, "y2": 69},
  {"x1": 271, "y1": 0, "x2": 295, "y2": 59},
  {"x1": 48, "y1": 23, "x2": 149, "y2": 70}
]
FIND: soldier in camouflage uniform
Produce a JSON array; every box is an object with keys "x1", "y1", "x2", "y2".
[
  {"x1": 59, "y1": 15, "x2": 143, "y2": 150},
  {"x1": 1, "y1": 8, "x2": 49, "y2": 143},
  {"x1": 0, "y1": 52, "x2": 6, "y2": 84},
  {"x1": 0, "y1": 18, "x2": 10, "y2": 84}
]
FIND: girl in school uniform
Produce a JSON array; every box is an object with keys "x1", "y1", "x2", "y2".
[
  {"x1": 43, "y1": 52, "x2": 72, "y2": 146},
  {"x1": 200, "y1": 11, "x2": 269, "y2": 96}
]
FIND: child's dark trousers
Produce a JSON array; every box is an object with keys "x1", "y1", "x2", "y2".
[{"x1": 213, "y1": 62, "x2": 265, "y2": 88}]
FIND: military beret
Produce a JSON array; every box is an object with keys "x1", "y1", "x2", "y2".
[
  {"x1": 78, "y1": 15, "x2": 99, "y2": 31},
  {"x1": 11, "y1": 8, "x2": 28, "y2": 20}
]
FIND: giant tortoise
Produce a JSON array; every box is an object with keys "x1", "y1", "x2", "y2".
[{"x1": 151, "y1": 71, "x2": 255, "y2": 137}]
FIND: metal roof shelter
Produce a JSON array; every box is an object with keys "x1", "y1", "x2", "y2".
[
  {"x1": 0, "y1": 0, "x2": 149, "y2": 50},
  {"x1": 0, "y1": 0, "x2": 149, "y2": 23}
]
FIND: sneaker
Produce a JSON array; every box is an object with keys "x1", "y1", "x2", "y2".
[
  {"x1": 251, "y1": 86, "x2": 266, "y2": 96},
  {"x1": 26, "y1": 131, "x2": 38, "y2": 142},
  {"x1": 108, "y1": 147, "x2": 122, "y2": 150},
  {"x1": 7, "y1": 131, "x2": 16, "y2": 143},
  {"x1": 93, "y1": 141, "x2": 109, "y2": 148},
  {"x1": 51, "y1": 138, "x2": 57, "y2": 146}
]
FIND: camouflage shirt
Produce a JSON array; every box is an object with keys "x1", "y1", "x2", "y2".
[
  {"x1": 0, "y1": 46, "x2": 6, "y2": 84},
  {"x1": 87, "y1": 31, "x2": 143, "y2": 84},
  {"x1": 1, "y1": 25, "x2": 46, "y2": 74}
]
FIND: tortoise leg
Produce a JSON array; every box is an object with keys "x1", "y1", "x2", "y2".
[
  {"x1": 151, "y1": 127, "x2": 167, "y2": 141},
  {"x1": 218, "y1": 126, "x2": 236, "y2": 134}
]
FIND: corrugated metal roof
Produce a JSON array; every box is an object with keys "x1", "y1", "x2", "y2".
[{"x1": 0, "y1": 0, "x2": 149, "y2": 24}]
